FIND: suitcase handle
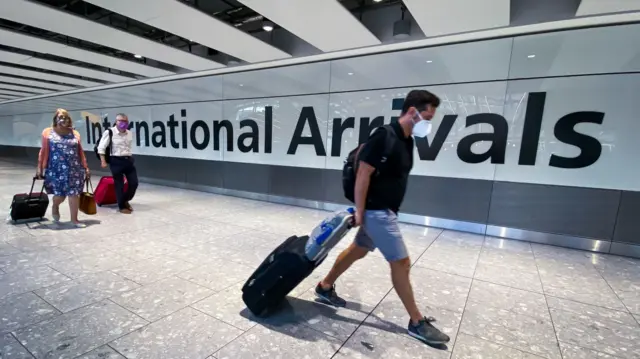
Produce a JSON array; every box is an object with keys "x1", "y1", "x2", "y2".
[
  {"x1": 8, "y1": 177, "x2": 46, "y2": 210},
  {"x1": 28, "y1": 176, "x2": 46, "y2": 199}
]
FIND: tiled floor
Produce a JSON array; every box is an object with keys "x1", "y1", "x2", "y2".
[{"x1": 1, "y1": 160, "x2": 639, "y2": 359}]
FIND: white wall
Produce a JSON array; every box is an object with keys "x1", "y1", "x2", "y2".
[{"x1": 1, "y1": 23, "x2": 639, "y2": 191}]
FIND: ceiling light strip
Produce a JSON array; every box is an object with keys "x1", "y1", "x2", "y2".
[
  {"x1": 0, "y1": 28, "x2": 175, "y2": 78},
  {"x1": 0, "y1": 74, "x2": 77, "y2": 91},
  {"x1": 85, "y1": 0, "x2": 290, "y2": 63},
  {"x1": 236, "y1": 0, "x2": 381, "y2": 52},
  {"x1": 0, "y1": 65, "x2": 101, "y2": 87},
  {"x1": 0, "y1": 89, "x2": 36, "y2": 97},
  {"x1": 1, "y1": 11, "x2": 638, "y2": 104},
  {"x1": 1, "y1": 0, "x2": 224, "y2": 71},
  {"x1": 0, "y1": 83, "x2": 52, "y2": 94},
  {"x1": 0, "y1": 50, "x2": 133, "y2": 83}
]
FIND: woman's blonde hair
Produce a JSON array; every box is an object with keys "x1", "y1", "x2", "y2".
[{"x1": 52, "y1": 108, "x2": 71, "y2": 127}]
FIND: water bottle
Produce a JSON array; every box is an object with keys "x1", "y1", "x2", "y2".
[{"x1": 305, "y1": 207, "x2": 355, "y2": 261}]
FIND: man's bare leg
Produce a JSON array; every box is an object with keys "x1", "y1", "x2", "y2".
[
  {"x1": 389, "y1": 257, "x2": 450, "y2": 345},
  {"x1": 315, "y1": 242, "x2": 368, "y2": 307},
  {"x1": 389, "y1": 257, "x2": 423, "y2": 323}
]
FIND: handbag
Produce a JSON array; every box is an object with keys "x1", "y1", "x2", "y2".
[{"x1": 79, "y1": 179, "x2": 97, "y2": 215}]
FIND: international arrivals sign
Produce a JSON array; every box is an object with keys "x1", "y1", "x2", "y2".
[{"x1": 84, "y1": 91, "x2": 604, "y2": 169}]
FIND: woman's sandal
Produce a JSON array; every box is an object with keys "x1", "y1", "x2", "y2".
[
  {"x1": 72, "y1": 222, "x2": 86, "y2": 228},
  {"x1": 52, "y1": 206, "x2": 60, "y2": 223}
]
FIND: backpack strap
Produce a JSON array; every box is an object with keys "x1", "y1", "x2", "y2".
[
  {"x1": 380, "y1": 125, "x2": 397, "y2": 160},
  {"x1": 107, "y1": 128, "x2": 113, "y2": 155},
  {"x1": 361, "y1": 125, "x2": 397, "y2": 175}
]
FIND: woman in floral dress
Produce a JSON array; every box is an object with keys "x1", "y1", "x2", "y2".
[{"x1": 36, "y1": 109, "x2": 91, "y2": 228}]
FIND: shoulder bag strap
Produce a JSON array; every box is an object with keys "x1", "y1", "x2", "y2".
[
  {"x1": 106, "y1": 128, "x2": 115, "y2": 155},
  {"x1": 85, "y1": 178, "x2": 94, "y2": 194},
  {"x1": 359, "y1": 125, "x2": 396, "y2": 177},
  {"x1": 381, "y1": 125, "x2": 397, "y2": 158}
]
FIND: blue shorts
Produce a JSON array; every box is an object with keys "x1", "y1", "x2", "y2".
[{"x1": 354, "y1": 210, "x2": 409, "y2": 262}]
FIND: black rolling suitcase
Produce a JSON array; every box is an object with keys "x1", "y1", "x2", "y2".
[
  {"x1": 241, "y1": 208, "x2": 354, "y2": 317},
  {"x1": 9, "y1": 176, "x2": 49, "y2": 222},
  {"x1": 242, "y1": 235, "x2": 317, "y2": 317}
]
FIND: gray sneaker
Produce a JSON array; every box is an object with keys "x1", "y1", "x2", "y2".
[
  {"x1": 315, "y1": 283, "x2": 347, "y2": 307},
  {"x1": 408, "y1": 316, "x2": 450, "y2": 345}
]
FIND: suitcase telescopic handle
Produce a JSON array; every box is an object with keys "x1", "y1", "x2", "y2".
[{"x1": 28, "y1": 176, "x2": 45, "y2": 198}]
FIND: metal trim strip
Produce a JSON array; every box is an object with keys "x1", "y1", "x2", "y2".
[
  {"x1": 609, "y1": 242, "x2": 640, "y2": 259},
  {"x1": 485, "y1": 225, "x2": 611, "y2": 253},
  {"x1": 397, "y1": 213, "x2": 487, "y2": 234},
  {"x1": 21, "y1": 168, "x2": 640, "y2": 259}
]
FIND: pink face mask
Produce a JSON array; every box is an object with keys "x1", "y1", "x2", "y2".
[
  {"x1": 117, "y1": 121, "x2": 128, "y2": 131},
  {"x1": 57, "y1": 116, "x2": 71, "y2": 128}
]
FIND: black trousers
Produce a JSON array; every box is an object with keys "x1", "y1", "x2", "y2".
[{"x1": 109, "y1": 156, "x2": 139, "y2": 210}]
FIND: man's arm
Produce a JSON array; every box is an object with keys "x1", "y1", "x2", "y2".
[
  {"x1": 354, "y1": 161, "x2": 375, "y2": 225},
  {"x1": 353, "y1": 128, "x2": 387, "y2": 225},
  {"x1": 97, "y1": 129, "x2": 110, "y2": 166}
]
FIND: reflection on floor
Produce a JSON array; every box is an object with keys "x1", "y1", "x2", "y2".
[{"x1": 0, "y1": 160, "x2": 639, "y2": 359}]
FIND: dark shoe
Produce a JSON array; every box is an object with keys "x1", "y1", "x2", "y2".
[
  {"x1": 315, "y1": 283, "x2": 347, "y2": 307},
  {"x1": 408, "y1": 316, "x2": 450, "y2": 345}
]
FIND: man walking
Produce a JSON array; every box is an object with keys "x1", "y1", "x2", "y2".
[
  {"x1": 97, "y1": 113, "x2": 138, "y2": 214},
  {"x1": 315, "y1": 90, "x2": 450, "y2": 345}
]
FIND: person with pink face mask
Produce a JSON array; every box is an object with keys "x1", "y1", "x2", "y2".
[{"x1": 97, "y1": 113, "x2": 138, "y2": 214}]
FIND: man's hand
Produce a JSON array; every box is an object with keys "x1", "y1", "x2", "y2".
[
  {"x1": 99, "y1": 154, "x2": 108, "y2": 168},
  {"x1": 354, "y1": 161, "x2": 374, "y2": 229},
  {"x1": 354, "y1": 210, "x2": 363, "y2": 227}
]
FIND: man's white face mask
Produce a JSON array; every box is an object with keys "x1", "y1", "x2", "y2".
[{"x1": 412, "y1": 111, "x2": 432, "y2": 138}]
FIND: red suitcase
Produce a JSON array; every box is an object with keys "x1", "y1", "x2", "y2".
[{"x1": 94, "y1": 176, "x2": 128, "y2": 206}]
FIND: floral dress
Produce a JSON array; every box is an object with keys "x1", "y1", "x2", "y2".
[{"x1": 44, "y1": 130, "x2": 86, "y2": 197}]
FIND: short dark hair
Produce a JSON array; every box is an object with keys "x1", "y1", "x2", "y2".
[{"x1": 401, "y1": 90, "x2": 440, "y2": 114}]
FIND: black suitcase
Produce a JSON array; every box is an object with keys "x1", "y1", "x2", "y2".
[
  {"x1": 241, "y1": 209, "x2": 354, "y2": 317},
  {"x1": 9, "y1": 177, "x2": 49, "y2": 222},
  {"x1": 242, "y1": 234, "x2": 324, "y2": 317}
]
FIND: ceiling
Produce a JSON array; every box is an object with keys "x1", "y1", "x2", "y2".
[{"x1": 0, "y1": 0, "x2": 638, "y2": 103}]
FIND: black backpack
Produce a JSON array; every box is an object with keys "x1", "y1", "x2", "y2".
[
  {"x1": 342, "y1": 125, "x2": 397, "y2": 203},
  {"x1": 93, "y1": 128, "x2": 113, "y2": 163}
]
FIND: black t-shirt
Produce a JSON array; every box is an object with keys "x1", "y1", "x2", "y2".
[{"x1": 357, "y1": 122, "x2": 414, "y2": 213}]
